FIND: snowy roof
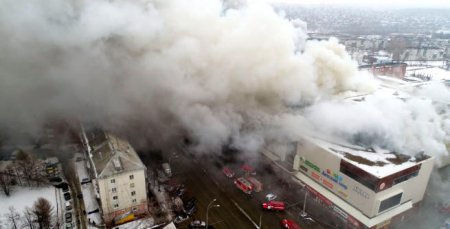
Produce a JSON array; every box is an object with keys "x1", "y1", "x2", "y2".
[
  {"x1": 304, "y1": 135, "x2": 431, "y2": 178},
  {"x1": 406, "y1": 66, "x2": 450, "y2": 82},
  {"x1": 87, "y1": 132, "x2": 146, "y2": 179}
]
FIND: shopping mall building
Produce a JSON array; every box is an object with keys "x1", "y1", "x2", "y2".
[{"x1": 263, "y1": 135, "x2": 434, "y2": 229}]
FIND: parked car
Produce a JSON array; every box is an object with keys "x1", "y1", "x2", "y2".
[
  {"x1": 189, "y1": 220, "x2": 206, "y2": 228},
  {"x1": 65, "y1": 213, "x2": 72, "y2": 223},
  {"x1": 174, "y1": 212, "x2": 189, "y2": 224},
  {"x1": 281, "y1": 219, "x2": 302, "y2": 229},
  {"x1": 81, "y1": 178, "x2": 91, "y2": 185},
  {"x1": 265, "y1": 193, "x2": 277, "y2": 201},
  {"x1": 184, "y1": 197, "x2": 197, "y2": 209},
  {"x1": 262, "y1": 201, "x2": 285, "y2": 211},
  {"x1": 64, "y1": 193, "x2": 71, "y2": 201},
  {"x1": 170, "y1": 185, "x2": 186, "y2": 197},
  {"x1": 184, "y1": 204, "x2": 197, "y2": 215},
  {"x1": 62, "y1": 184, "x2": 70, "y2": 193},
  {"x1": 184, "y1": 205, "x2": 197, "y2": 215},
  {"x1": 65, "y1": 222, "x2": 73, "y2": 229},
  {"x1": 222, "y1": 166, "x2": 235, "y2": 178},
  {"x1": 65, "y1": 201, "x2": 72, "y2": 211},
  {"x1": 49, "y1": 177, "x2": 62, "y2": 184}
]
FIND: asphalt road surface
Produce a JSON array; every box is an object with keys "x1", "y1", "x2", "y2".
[{"x1": 170, "y1": 150, "x2": 298, "y2": 229}]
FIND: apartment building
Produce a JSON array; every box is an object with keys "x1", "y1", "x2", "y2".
[{"x1": 83, "y1": 130, "x2": 148, "y2": 226}]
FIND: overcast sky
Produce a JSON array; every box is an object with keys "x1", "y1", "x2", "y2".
[{"x1": 267, "y1": 0, "x2": 450, "y2": 8}]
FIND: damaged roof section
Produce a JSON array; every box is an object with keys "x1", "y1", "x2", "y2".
[{"x1": 306, "y1": 136, "x2": 431, "y2": 178}]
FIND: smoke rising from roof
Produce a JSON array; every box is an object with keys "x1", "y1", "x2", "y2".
[
  {"x1": 0, "y1": 0, "x2": 370, "y2": 151},
  {"x1": 0, "y1": 0, "x2": 449, "y2": 167}
]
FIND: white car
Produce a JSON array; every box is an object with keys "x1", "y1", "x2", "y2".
[
  {"x1": 442, "y1": 217, "x2": 450, "y2": 229},
  {"x1": 265, "y1": 193, "x2": 277, "y2": 201}
]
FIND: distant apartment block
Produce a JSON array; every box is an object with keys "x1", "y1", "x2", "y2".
[
  {"x1": 359, "y1": 62, "x2": 407, "y2": 79},
  {"x1": 82, "y1": 130, "x2": 148, "y2": 226}
]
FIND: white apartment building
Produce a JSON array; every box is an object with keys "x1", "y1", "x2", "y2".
[
  {"x1": 83, "y1": 130, "x2": 148, "y2": 226},
  {"x1": 263, "y1": 135, "x2": 434, "y2": 229}
]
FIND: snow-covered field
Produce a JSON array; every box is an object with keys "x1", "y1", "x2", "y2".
[{"x1": 0, "y1": 186, "x2": 58, "y2": 228}]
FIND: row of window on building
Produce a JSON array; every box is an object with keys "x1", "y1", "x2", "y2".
[{"x1": 110, "y1": 174, "x2": 134, "y2": 184}]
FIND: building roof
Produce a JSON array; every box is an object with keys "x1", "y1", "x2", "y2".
[
  {"x1": 303, "y1": 135, "x2": 431, "y2": 178},
  {"x1": 88, "y1": 132, "x2": 145, "y2": 179}
]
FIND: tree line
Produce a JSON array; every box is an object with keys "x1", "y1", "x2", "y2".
[
  {"x1": 2, "y1": 197, "x2": 54, "y2": 229},
  {"x1": 0, "y1": 150, "x2": 48, "y2": 196}
]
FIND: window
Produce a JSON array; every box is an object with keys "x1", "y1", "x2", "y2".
[
  {"x1": 112, "y1": 187, "x2": 117, "y2": 193},
  {"x1": 110, "y1": 179, "x2": 115, "y2": 184},
  {"x1": 129, "y1": 174, "x2": 134, "y2": 180},
  {"x1": 132, "y1": 199, "x2": 137, "y2": 204},
  {"x1": 130, "y1": 183, "x2": 135, "y2": 188},
  {"x1": 131, "y1": 191, "x2": 136, "y2": 196},
  {"x1": 113, "y1": 196, "x2": 118, "y2": 200},
  {"x1": 113, "y1": 203, "x2": 119, "y2": 208},
  {"x1": 340, "y1": 160, "x2": 378, "y2": 191},
  {"x1": 379, "y1": 193, "x2": 403, "y2": 213},
  {"x1": 393, "y1": 171, "x2": 419, "y2": 185}
]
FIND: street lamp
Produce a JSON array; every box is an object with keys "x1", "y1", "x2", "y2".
[
  {"x1": 206, "y1": 198, "x2": 220, "y2": 228},
  {"x1": 301, "y1": 191, "x2": 308, "y2": 217}
]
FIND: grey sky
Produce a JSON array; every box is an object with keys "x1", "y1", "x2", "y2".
[{"x1": 267, "y1": 0, "x2": 450, "y2": 8}]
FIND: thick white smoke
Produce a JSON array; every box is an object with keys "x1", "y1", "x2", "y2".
[
  {"x1": 0, "y1": 0, "x2": 371, "y2": 152},
  {"x1": 0, "y1": 0, "x2": 448, "y2": 166}
]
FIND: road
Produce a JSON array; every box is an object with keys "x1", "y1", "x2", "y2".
[
  {"x1": 138, "y1": 145, "x2": 343, "y2": 229},
  {"x1": 172, "y1": 153, "x2": 258, "y2": 229},
  {"x1": 168, "y1": 149, "x2": 315, "y2": 229}
]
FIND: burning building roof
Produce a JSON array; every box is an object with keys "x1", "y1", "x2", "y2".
[{"x1": 304, "y1": 135, "x2": 431, "y2": 178}]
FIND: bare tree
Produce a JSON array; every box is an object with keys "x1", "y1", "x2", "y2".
[
  {"x1": 5, "y1": 206, "x2": 20, "y2": 229},
  {"x1": 32, "y1": 197, "x2": 53, "y2": 229},
  {"x1": 0, "y1": 169, "x2": 12, "y2": 196},
  {"x1": 22, "y1": 207, "x2": 35, "y2": 229},
  {"x1": 15, "y1": 150, "x2": 41, "y2": 186}
]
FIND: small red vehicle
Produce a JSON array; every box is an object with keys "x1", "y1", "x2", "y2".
[
  {"x1": 262, "y1": 201, "x2": 285, "y2": 211},
  {"x1": 234, "y1": 177, "x2": 253, "y2": 194},
  {"x1": 222, "y1": 166, "x2": 235, "y2": 178},
  {"x1": 281, "y1": 219, "x2": 302, "y2": 229},
  {"x1": 240, "y1": 164, "x2": 256, "y2": 175},
  {"x1": 439, "y1": 201, "x2": 450, "y2": 214}
]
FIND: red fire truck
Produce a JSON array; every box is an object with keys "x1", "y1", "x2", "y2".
[
  {"x1": 234, "y1": 177, "x2": 253, "y2": 194},
  {"x1": 247, "y1": 177, "x2": 263, "y2": 192}
]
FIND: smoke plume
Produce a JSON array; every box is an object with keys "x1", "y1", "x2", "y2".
[
  {"x1": 0, "y1": 0, "x2": 370, "y2": 151},
  {"x1": 0, "y1": 0, "x2": 449, "y2": 166}
]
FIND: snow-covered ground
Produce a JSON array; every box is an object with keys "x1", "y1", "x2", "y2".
[
  {"x1": 406, "y1": 66, "x2": 450, "y2": 81},
  {"x1": 0, "y1": 186, "x2": 59, "y2": 229},
  {"x1": 74, "y1": 154, "x2": 102, "y2": 226}
]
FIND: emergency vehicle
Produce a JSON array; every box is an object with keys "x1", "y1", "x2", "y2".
[
  {"x1": 234, "y1": 177, "x2": 253, "y2": 194},
  {"x1": 262, "y1": 201, "x2": 286, "y2": 211},
  {"x1": 247, "y1": 177, "x2": 262, "y2": 192},
  {"x1": 222, "y1": 166, "x2": 235, "y2": 178},
  {"x1": 281, "y1": 219, "x2": 302, "y2": 229}
]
